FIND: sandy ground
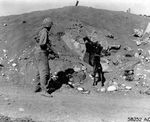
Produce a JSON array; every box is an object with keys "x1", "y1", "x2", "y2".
[{"x1": 0, "y1": 78, "x2": 150, "y2": 122}]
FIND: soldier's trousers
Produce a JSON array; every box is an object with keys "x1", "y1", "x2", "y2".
[
  {"x1": 34, "y1": 51, "x2": 50, "y2": 92},
  {"x1": 93, "y1": 64, "x2": 105, "y2": 86}
]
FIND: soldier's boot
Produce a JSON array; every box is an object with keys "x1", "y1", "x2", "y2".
[{"x1": 40, "y1": 91, "x2": 53, "y2": 97}]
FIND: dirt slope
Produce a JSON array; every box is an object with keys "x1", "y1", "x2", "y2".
[
  {"x1": 0, "y1": 6, "x2": 150, "y2": 122},
  {"x1": 0, "y1": 6, "x2": 149, "y2": 58}
]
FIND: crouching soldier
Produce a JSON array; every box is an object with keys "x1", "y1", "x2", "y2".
[{"x1": 34, "y1": 17, "x2": 58, "y2": 96}]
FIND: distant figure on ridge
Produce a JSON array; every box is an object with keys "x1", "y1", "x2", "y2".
[{"x1": 75, "y1": 0, "x2": 79, "y2": 6}]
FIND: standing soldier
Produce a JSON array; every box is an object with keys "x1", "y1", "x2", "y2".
[
  {"x1": 83, "y1": 36, "x2": 95, "y2": 66},
  {"x1": 83, "y1": 37, "x2": 105, "y2": 86},
  {"x1": 34, "y1": 17, "x2": 55, "y2": 96},
  {"x1": 92, "y1": 55, "x2": 105, "y2": 86},
  {"x1": 92, "y1": 41, "x2": 105, "y2": 86}
]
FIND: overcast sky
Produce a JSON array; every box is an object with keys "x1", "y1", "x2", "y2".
[{"x1": 0, "y1": 0, "x2": 150, "y2": 16}]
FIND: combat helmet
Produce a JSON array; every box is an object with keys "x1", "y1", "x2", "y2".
[{"x1": 42, "y1": 17, "x2": 53, "y2": 28}]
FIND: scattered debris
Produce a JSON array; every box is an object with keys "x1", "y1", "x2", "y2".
[
  {"x1": 18, "y1": 108, "x2": 25, "y2": 112},
  {"x1": 3, "y1": 23, "x2": 7, "y2": 26},
  {"x1": 107, "y1": 85, "x2": 117, "y2": 92},
  {"x1": 9, "y1": 59, "x2": 14, "y2": 63},
  {"x1": 123, "y1": 46, "x2": 133, "y2": 51},
  {"x1": 4, "y1": 54, "x2": 7, "y2": 58},
  {"x1": 72, "y1": 70, "x2": 86, "y2": 84},
  {"x1": 121, "y1": 84, "x2": 126, "y2": 87},
  {"x1": 0, "y1": 115, "x2": 35, "y2": 122},
  {"x1": 77, "y1": 87, "x2": 84, "y2": 91},
  {"x1": 134, "y1": 63, "x2": 150, "y2": 82},
  {"x1": 73, "y1": 65, "x2": 81, "y2": 72},
  {"x1": 76, "y1": 87, "x2": 90, "y2": 94},
  {"x1": 3, "y1": 49, "x2": 7, "y2": 53},
  {"x1": 106, "y1": 34, "x2": 115, "y2": 39},
  {"x1": 125, "y1": 86, "x2": 132, "y2": 90},
  {"x1": 123, "y1": 69, "x2": 134, "y2": 81},
  {"x1": 12, "y1": 63, "x2": 17, "y2": 67},
  {"x1": 81, "y1": 65, "x2": 86, "y2": 71},
  {"x1": 134, "y1": 39, "x2": 142, "y2": 46},
  {"x1": 109, "y1": 45, "x2": 121, "y2": 50},
  {"x1": 133, "y1": 29, "x2": 143, "y2": 37},
  {"x1": 124, "y1": 51, "x2": 135, "y2": 57},
  {"x1": 144, "y1": 89, "x2": 150, "y2": 95},
  {"x1": 100, "y1": 87, "x2": 106, "y2": 92},
  {"x1": 134, "y1": 52, "x2": 139, "y2": 58},
  {"x1": 4, "y1": 97, "x2": 9, "y2": 101},
  {"x1": 81, "y1": 90, "x2": 90, "y2": 94},
  {"x1": 22, "y1": 20, "x2": 26, "y2": 23}
]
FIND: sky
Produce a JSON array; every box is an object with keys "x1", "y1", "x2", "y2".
[{"x1": 0, "y1": 0, "x2": 150, "y2": 16}]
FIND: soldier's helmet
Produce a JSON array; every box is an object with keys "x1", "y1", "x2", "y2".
[{"x1": 42, "y1": 17, "x2": 53, "y2": 28}]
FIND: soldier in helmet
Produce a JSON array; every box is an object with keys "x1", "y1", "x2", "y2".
[{"x1": 34, "y1": 17, "x2": 57, "y2": 96}]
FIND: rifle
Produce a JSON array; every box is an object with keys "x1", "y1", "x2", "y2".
[{"x1": 46, "y1": 42, "x2": 59, "y2": 60}]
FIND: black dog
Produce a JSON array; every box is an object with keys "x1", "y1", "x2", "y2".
[{"x1": 47, "y1": 68, "x2": 75, "y2": 94}]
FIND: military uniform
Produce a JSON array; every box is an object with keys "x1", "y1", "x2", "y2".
[
  {"x1": 34, "y1": 28, "x2": 50, "y2": 92},
  {"x1": 93, "y1": 55, "x2": 105, "y2": 86},
  {"x1": 34, "y1": 18, "x2": 54, "y2": 96},
  {"x1": 83, "y1": 36, "x2": 105, "y2": 86}
]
